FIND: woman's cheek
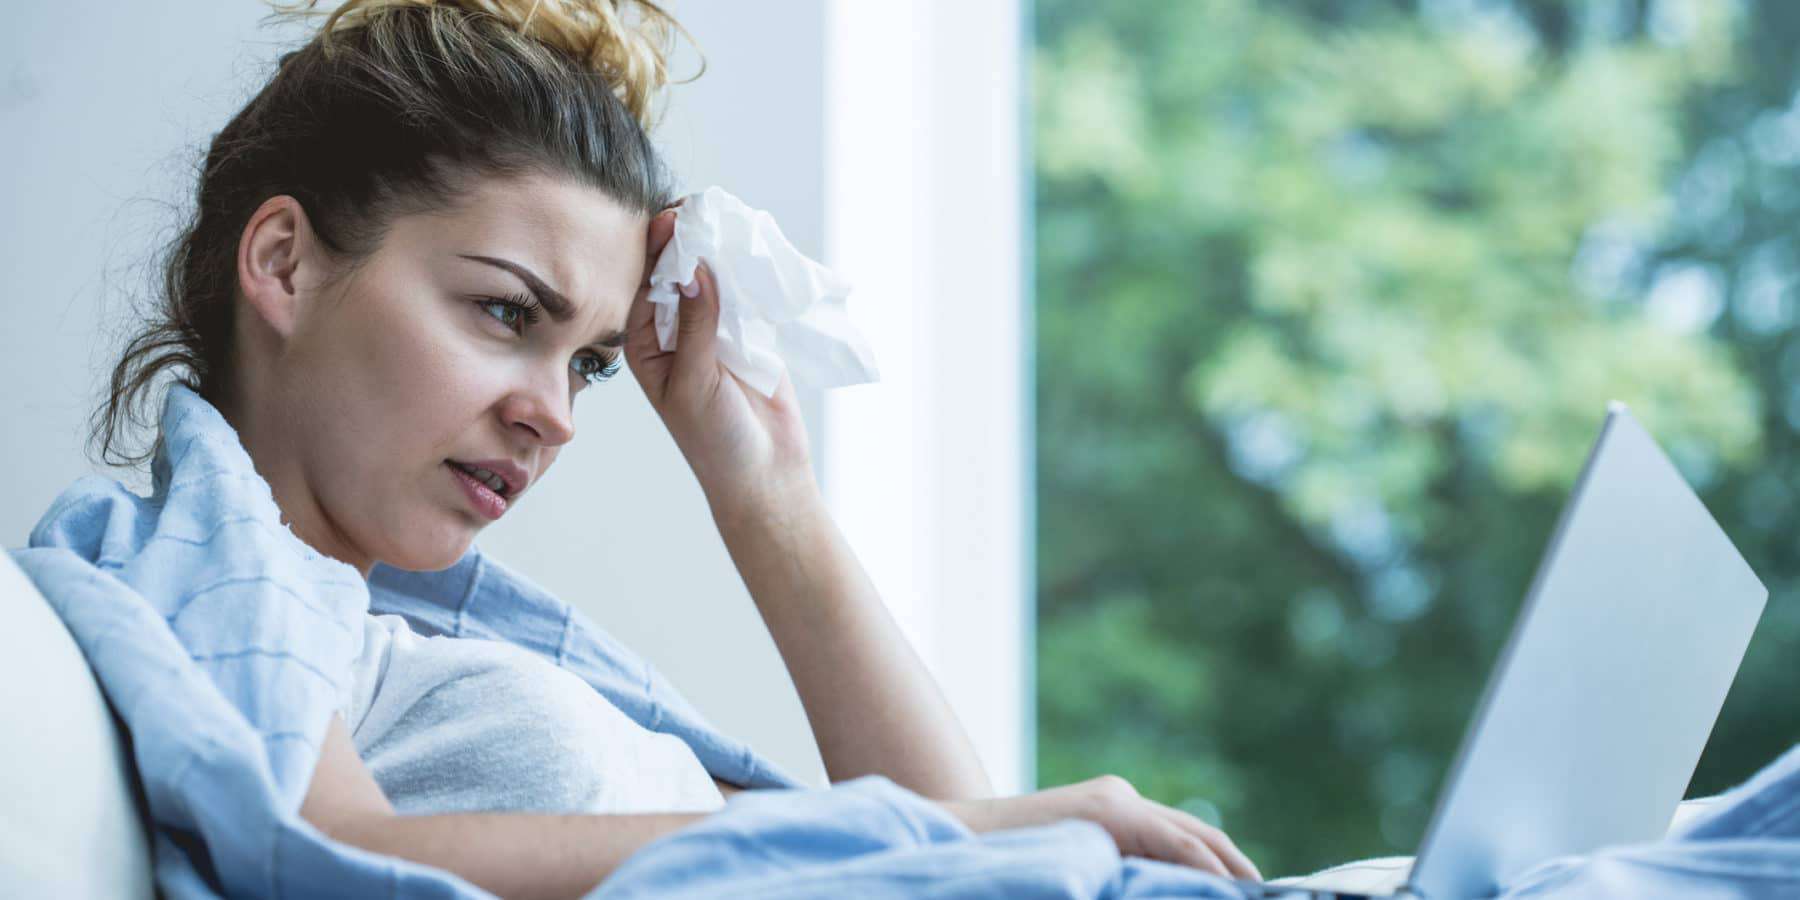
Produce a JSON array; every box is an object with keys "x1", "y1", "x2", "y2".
[
  {"x1": 350, "y1": 315, "x2": 478, "y2": 444},
  {"x1": 405, "y1": 346, "x2": 490, "y2": 432}
]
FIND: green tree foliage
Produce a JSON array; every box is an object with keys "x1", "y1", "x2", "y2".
[{"x1": 1034, "y1": 0, "x2": 1799, "y2": 876}]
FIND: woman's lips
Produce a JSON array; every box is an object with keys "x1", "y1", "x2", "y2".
[{"x1": 447, "y1": 461, "x2": 509, "y2": 520}]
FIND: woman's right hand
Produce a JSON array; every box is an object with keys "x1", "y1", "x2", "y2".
[{"x1": 938, "y1": 775, "x2": 1262, "y2": 881}]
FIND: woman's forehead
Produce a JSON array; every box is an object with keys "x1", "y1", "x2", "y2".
[
  {"x1": 429, "y1": 172, "x2": 645, "y2": 248},
  {"x1": 400, "y1": 172, "x2": 648, "y2": 306}
]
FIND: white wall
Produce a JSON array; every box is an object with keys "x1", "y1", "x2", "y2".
[
  {"x1": 1, "y1": 2, "x2": 296, "y2": 503},
  {"x1": 0, "y1": 0, "x2": 1027, "y2": 794}
]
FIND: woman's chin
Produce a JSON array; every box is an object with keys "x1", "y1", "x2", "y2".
[{"x1": 381, "y1": 533, "x2": 475, "y2": 573}]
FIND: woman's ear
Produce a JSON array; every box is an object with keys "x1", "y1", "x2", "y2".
[{"x1": 236, "y1": 195, "x2": 318, "y2": 340}]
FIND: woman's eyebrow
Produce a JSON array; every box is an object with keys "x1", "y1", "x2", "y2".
[{"x1": 456, "y1": 253, "x2": 628, "y2": 348}]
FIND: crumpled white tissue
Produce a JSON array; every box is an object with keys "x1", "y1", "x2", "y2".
[{"x1": 646, "y1": 186, "x2": 880, "y2": 397}]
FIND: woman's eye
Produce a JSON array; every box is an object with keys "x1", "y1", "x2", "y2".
[
  {"x1": 475, "y1": 294, "x2": 540, "y2": 334},
  {"x1": 571, "y1": 352, "x2": 623, "y2": 386},
  {"x1": 479, "y1": 300, "x2": 521, "y2": 330},
  {"x1": 472, "y1": 295, "x2": 616, "y2": 386}
]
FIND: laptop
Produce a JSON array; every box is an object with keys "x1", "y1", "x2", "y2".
[{"x1": 1247, "y1": 402, "x2": 1768, "y2": 899}]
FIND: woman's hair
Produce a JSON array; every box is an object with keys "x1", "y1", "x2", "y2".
[{"x1": 90, "y1": 0, "x2": 702, "y2": 468}]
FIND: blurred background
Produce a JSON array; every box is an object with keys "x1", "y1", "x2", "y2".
[{"x1": 1034, "y1": 0, "x2": 1800, "y2": 875}]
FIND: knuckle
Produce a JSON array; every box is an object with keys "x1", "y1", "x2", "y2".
[{"x1": 1092, "y1": 774, "x2": 1139, "y2": 798}]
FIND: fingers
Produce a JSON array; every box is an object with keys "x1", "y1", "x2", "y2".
[
  {"x1": 1085, "y1": 775, "x2": 1258, "y2": 881},
  {"x1": 627, "y1": 209, "x2": 681, "y2": 345},
  {"x1": 625, "y1": 274, "x2": 658, "y2": 347},
  {"x1": 647, "y1": 207, "x2": 677, "y2": 262},
  {"x1": 624, "y1": 298, "x2": 652, "y2": 356},
  {"x1": 671, "y1": 261, "x2": 721, "y2": 386},
  {"x1": 1159, "y1": 805, "x2": 1261, "y2": 881},
  {"x1": 1145, "y1": 818, "x2": 1230, "y2": 877}
]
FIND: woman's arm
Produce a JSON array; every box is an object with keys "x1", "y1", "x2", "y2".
[
  {"x1": 338, "y1": 809, "x2": 702, "y2": 900},
  {"x1": 624, "y1": 219, "x2": 989, "y2": 801},
  {"x1": 307, "y1": 711, "x2": 1254, "y2": 891},
  {"x1": 708, "y1": 476, "x2": 994, "y2": 801}
]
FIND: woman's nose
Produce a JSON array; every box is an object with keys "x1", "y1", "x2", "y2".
[{"x1": 505, "y1": 374, "x2": 575, "y2": 446}]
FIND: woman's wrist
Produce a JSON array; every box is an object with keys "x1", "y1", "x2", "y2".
[
  {"x1": 937, "y1": 797, "x2": 993, "y2": 834},
  {"x1": 703, "y1": 465, "x2": 823, "y2": 534},
  {"x1": 940, "y1": 795, "x2": 1042, "y2": 836}
]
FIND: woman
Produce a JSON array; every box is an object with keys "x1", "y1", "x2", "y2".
[{"x1": 85, "y1": 1, "x2": 1259, "y2": 896}]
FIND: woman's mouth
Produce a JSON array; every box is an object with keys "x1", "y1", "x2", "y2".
[{"x1": 447, "y1": 461, "x2": 509, "y2": 520}]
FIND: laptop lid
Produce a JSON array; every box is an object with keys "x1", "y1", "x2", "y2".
[{"x1": 1406, "y1": 402, "x2": 1767, "y2": 899}]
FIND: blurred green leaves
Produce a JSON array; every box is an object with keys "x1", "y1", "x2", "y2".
[{"x1": 1034, "y1": 0, "x2": 1794, "y2": 876}]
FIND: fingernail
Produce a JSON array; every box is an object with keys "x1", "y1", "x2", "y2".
[{"x1": 680, "y1": 278, "x2": 698, "y2": 298}]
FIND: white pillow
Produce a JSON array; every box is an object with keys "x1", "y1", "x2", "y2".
[{"x1": 0, "y1": 552, "x2": 154, "y2": 898}]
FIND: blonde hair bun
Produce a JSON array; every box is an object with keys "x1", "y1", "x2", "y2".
[{"x1": 269, "y1": 0, "x2": 698, "y2": 129}]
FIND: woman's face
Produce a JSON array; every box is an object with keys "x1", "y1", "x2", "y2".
[{"x1": 233, "y1": 169, "x2": 649, "y2": 576}]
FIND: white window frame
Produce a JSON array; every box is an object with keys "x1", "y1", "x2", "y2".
[{"x1": 820, "y1": 0, "x2": 1033, "y2": 795}]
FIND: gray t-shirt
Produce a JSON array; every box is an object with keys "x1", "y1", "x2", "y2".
[{"x1": 338, "y1": 613, "x2": 726, "y2": 816}]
